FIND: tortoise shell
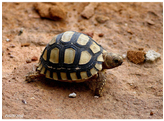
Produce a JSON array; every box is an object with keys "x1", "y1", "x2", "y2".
[{"x1": 37, "y1": 31, "x2": 106, "y2": 82}]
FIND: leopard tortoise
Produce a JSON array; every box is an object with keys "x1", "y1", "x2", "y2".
[{"x1": 26, "y1": 31, "x2": 123, "y2": 96}]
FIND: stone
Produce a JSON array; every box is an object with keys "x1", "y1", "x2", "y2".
[
  {"x1": 9, "y1": 55, "x2": 14, "y2": 58},
  {"x1": 145, "y1": 50, "x2": 161, "y2": 62},
  {"x1": 34, "y1": 3, "x2": 51, "y2": 18},
  {"x1": 81, "y1": 3, "x2": 98, "y2": 19},
  {"x1": 9, "y1": 44, "x2": 15, "y2": 48},
  {"x1": 21, "y1": 43, "x2": 30, "y2": 47},
  {"x1": 127, "y1": 50, "x2": 146, "y2": 64},
  {"x1": 95, "y1": 15, "x2": 109, "y2": 23},
  {"x1": 26, "y1": 59, "x2": 32, "y2": 63},
  {"x1": 6, "y1": 38, "x2": 10, "y2": 42},
  {"x1": 22, "y1": 99, "x2": 27, "y2": 104},
  {"x1": 69, "y1": 92, "x2": 76, "y2": 98},
  {"x1": 49, "y1": 5, "x2": 66, "y2": 20},
  {"x1": 34, "y1": 3, "x2": 66, "y2": 20},
  {"x1": 31, "y1": 56, "x2": 38, "y2": 61},
  {"x1": 98, "y1": 33, "x2": 104, "y2": 37}
]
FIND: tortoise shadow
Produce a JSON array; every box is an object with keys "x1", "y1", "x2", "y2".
[{"x1": 31, "y1": 76, "x2": 91, "y2": 94}]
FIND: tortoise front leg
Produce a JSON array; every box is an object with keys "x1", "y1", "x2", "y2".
[{"x1": 94, "y1": 71, "x2": 106, "y2": 97}]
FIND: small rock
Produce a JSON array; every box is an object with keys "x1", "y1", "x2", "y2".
[
  {"x1": 94, "y1": 96, "x2": 99, "y2": 98},
  {"x1": 9, "y1": 55, "x2": 14, "y2": 58},
  {"x1": 26, "y1": 59, "x2": 32, "y2": 63},
  {"x1": 22, "y1": 99, "x2": 27, "y2": 104},
  {"x1": 12, "y1": 77, "x2": 16, "y2": 80},
  {"x1": 49, "y1": 5, "x2": 66, "y2": 20},
  {"x1": 6, "y1": 38, "x2": 10, "y2": 42},
  {"x1": 9, "y1": 44, "x2": 15, "y2": 48},
  {"x1": 69, "y1": 92, "x2": 76, "y2": 98},
  {"x1": 95, "y1": 15, "x2": 109, "y2": 24},
  {"x1": 8, "y1": 52, "x2": 11, "y2": 55},
  {"x1": 150, "y1": 111, "x2": 153, "y2": 116},
  {"x1": 6, "y1": 47, "x2": 10, "y2": 51},
  {"x1": 34, "y1": 3, "x2": 66, "y2": 20},
  {"x1": 98, "y1": 33, "x2": 104, "y2": 37},
  {"x1": 127, "y1": 29, "x2": 133, "y2": 35},
  {"x1": 30, "y1": 97, "x2": 35, "y2": 99},
  {"x1": 122, "y1": 54, "x2": 127, "y2": 59},
  {"x1": 31, "y1": 56, "x2": 38, "y2": 61},
  {"x1": 78, "y1": 26, "x2": 85, "y2": 31},
  {"x1": 81, "y1": 3, "x2": 98, "y2": 19},
  {"x1": 145, "y1": 50, "x2": 161, "y2": 62},
  {"x1": 127, "y1": 50, "x2": 146, "y2": 64},
  {"x1": 21, "y1": 43, "x2": 30, "y2": 47},
  {"x1": 34, "y1": 3, "x2": 51, "y2": 18},
  {"x1": 147, "y1": 20, "x2": 155, "y2": 25},
  {"x1": 18, "y1": 28, "x2": 24, "y2": 36}
]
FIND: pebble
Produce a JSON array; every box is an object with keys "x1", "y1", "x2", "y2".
[
  {"x1": 145, "y1": 50, "x2": 161, "y2": 62},
  {"x1": 30, "y1": 97, "x2": 35, "y2": 99},
  {"x1": 9, "y1": 44, "x2": 15, "y2": 48},
  {"x1": 81, "y1": 3, "x2": 98, "y2": 19},
  {"x1": 9, "y1": 55, "x2": 14, "y2": 58},
  {"x1": 6, "y1": 47, "x2": 10, "y2": 51},
  {"x1": 98, "y1": 33, "x2": 104, "y2": 37},
  {"x1": 22, "y1": 99, "x2": 27, "y2": 104},
  {"x1": 94, "y1": 96, "x2": 99, "y2": 98},
  {"x1": 122, "y1": 54, "x2": 127, "y2": 59},
  {"x1": 8, "y1": 52, "x2": 11, "y2": 55},
  {"x1": 21, "y1": 43, "x2": 30, "y2": 47},
  {"x1": 150, "y1": 111, "x2": 154, "y2": 116},
  {"x1": 26, "y1": 59, "x2": 32, "y2": 63},
  {"x1": 147, "y1": 20, "x2": 155, "y2": 25},
  {"x1": 69, "y1": 92, "x2": 76, "y2": 98},
  {"x1": 34, "y1": 3, "x2": 66, "y2": 20},
  {"x1": 6, "y1": 38, "x2": 10, "y2": 42},
  {"x1": 95, "y1": 15, "x2": 109, "y2": 24},
  {"x1": 31, "y1": 56, "x2": 38, "y2": 61},
  {"x1": 18, "y1": 28, "x2": 24, "y2": 36},
  {"x1": 49, "y1": 5, "x2": 66, "y2": 20},
  {"x1": 127, "y1": 50, "x2": 146, "y2": 64}
]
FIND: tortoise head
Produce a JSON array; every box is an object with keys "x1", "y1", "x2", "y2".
[{"x1": 102, "y1": 52, "x2": 123, "y2": 69}]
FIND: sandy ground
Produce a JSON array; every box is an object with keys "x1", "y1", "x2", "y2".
[{"x1": 2, "y1": 2, "x2": 163, "y2": 119}]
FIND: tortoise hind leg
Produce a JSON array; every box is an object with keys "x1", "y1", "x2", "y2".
[
  {"x1": 25, "y1": 71, "x2": 42, "y2": 83},
  {"x1": 94, "y1": 71, "x2": 106, "y2": 97}
]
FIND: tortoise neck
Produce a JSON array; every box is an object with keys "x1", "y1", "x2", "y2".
[
  {"x1": 102, "y1": 62, "x2": 108, "y2": 69},
  {"x1": 102, "y1": 53, "x2": 108, "y2": 69}
]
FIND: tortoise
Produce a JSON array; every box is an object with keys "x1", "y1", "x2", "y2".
[{"x1": 26, "y1": 31, "x2": 123, "y2": 96}]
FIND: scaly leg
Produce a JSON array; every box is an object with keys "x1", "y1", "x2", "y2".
[{"x1": 94, "y1": 71, "x2": 106, "y2": 97}]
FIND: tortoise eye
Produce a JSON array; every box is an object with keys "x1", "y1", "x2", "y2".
[{"x1": 114, "y1": 59, "x2": 119, "y2": 63}]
